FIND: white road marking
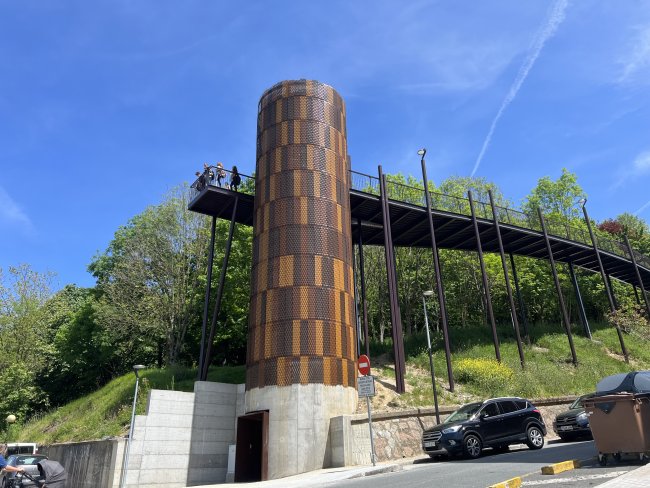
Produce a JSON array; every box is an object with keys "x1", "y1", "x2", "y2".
[{"x1": 522, "y1": 471, "x2": 630, "y2": 485}]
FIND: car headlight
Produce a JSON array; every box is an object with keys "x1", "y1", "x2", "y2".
[
  {"x1": 442, "y1": 425, "x2": 462, "y2": 434},
  {"x1": 577, "y1": 412, "x2": 589, "y2": 424}
]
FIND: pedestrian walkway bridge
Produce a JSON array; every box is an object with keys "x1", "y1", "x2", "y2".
[{"x1": 189, "y1": 168, "x2": 650, "y2": 290}]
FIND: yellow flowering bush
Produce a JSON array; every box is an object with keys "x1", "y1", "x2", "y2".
[{"x1": 454, "y1": 358, "x2": 514, "y2": 394}]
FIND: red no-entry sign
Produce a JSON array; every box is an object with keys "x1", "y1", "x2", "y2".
[{"x1": 358, "y1": 354, "x2": 371, "y2": 376}]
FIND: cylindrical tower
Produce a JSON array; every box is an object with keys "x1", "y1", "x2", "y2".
[{"x1": 246, "y1": 80, "x2": 357, "y2": 478}]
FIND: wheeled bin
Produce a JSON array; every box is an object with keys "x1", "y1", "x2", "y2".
[{"x1": 584, "y1": 392, "x2": 650, "y2": 465}]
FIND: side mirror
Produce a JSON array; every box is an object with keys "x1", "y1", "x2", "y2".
[{"x1": 479, "y1": 411, "x2": 489, "y2": 419}]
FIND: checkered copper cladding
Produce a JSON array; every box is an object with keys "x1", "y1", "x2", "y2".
[{"x1": 246, "y1": 80, "x2": 356, "y2": 390}]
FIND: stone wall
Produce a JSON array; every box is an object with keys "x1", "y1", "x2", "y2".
[{"x1": 332, "y1": 397, "x2": 575, "y2": 465}]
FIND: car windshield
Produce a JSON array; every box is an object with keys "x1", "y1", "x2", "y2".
[
  {"x1": 444, "y1": 402, "x2": 482, "y2": 424},
  {"x1": 15, "y1": 456, "x2": 46, "y2": 466},
  {"x1": 570, "y1": 394, "x2": 594, "y2": 409}
]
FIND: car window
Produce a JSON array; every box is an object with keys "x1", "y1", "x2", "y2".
[
  {"x1": 480, "y1": 402, "x2": 500, "y2": 417},
  {"x1": 515, "y1": 400, "x2": 528, "y2": 409},
  {"x1": 498, "y1": 400, "x2": 519, "y2": 414},
  {"x1": 444, "y1": 402, "x2": 482, "y2": 423},
  {"x1": 17, "y1": 456, "x2": 45, "y2": 465}
]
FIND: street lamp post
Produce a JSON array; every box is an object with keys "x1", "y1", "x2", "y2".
[
  {"x1": 422, "y1": 291, "x2": 440, "y2": 424},
  {"x1": 119, "y1": 365, "x2": 146, "y2": 488},
  {"x1": 4, "y1": 414, "x2": 16, "y2": 443},
  {"x1": 419, "y1": 148, "x2": 455, "y2": 392}
]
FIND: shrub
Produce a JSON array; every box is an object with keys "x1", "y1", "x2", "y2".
[
  {"x1": 606, "y1": 306, "x2": 650, "y2": 340},
  {"x1": 454, "y1": 358, "x2": 514, "y2": 395}
]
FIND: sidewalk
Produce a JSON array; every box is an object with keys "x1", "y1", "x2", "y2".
[
  {"x1": 196, "y1": 458, "x2": 415, "y2": 488},
  {"x1": 598, "y1": 461, "x2": 650, "y2": 488}
]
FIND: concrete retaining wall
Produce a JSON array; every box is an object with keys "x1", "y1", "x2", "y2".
[
  {"x1": 41, "y1": 382, "x2": 244, "y2": 488},
  {"x1": 41, "y1": 438, "x2": 124, "y2": 488}
]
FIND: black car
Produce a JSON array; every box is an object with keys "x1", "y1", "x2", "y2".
[
  {"x1": 422, "y1": 397, "x2": 547, "y2": 459},
  {"x1": 553, "y1": 393, "x2": 596, "y2": 441},
  {"x1": 0, "y1": 455, "x2": 47, "y2": 488}
]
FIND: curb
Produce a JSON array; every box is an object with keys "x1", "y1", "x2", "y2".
[
  {"x1": 541, "y1": 459, "x2": 580, "y2": 475},
  {"x1": 488, "y1": 477, "x2": 521, "y2": 488},
  {"x1": 348, "y1": 464, "x2": 403, "y2": 479}
]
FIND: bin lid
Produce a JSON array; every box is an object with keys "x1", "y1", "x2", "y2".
[{"x1": 597, "y1": 370, "x2": 650, "y2": 394}]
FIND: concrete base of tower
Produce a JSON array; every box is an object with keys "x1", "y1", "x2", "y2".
[{"x1": 245, "y1": 383, "x2": 358, "y2": 480}]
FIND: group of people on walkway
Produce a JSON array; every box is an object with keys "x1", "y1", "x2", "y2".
[{"x1": 194, "y1": 163, "x2": 241, "y2": 191}]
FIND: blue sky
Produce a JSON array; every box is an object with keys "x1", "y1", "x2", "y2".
[{"x1": 1, "y1": 0, "x2": 649, "y2": 289}]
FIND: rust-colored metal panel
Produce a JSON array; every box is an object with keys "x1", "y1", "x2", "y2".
[{"x1": 247, "y1": 80, "x2": 356, "y2": 390}]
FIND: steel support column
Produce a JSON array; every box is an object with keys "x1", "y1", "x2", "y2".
[
  {"x1": 581, "y1": 202, "x2": 628, "y2": 361},
  {"x1": 488, "y1": 190, "x2": 525, "y2": 368},
  {"x1": 198, "y1": 216, "x2": 217, "y2": 380},
  {"x1": 421, "y1": 155, "x2": 454, "y2": 391},
  {"x1": 379, "y1": 166, "x2": 406, "y2": 393},
  {"x1": 606, "y1": 274, "x2": 619, "y2": 310},
  {"x1": 625, "y1": 235, "x2": 650, "y2": 318},
  {"x1": 581, "y1": 204, "x2": 616, "y2": 310},
  {"x1": 538, "y1": 208, "x2": 578, "y2": 366},
  {"x1": 352, "y1": 242, "x2": 362, "y2": 357},
  {"x1": 468, "y1": 191, "x2": 500, "y2": 362},
  {"x1": 568, "y1": 262, "x2": 592, "y2": 339},
  {"x1": 509, "y1": 253, "x2": 530, "y2": 344},
  {"x1": 633, "y1": 285, "x2": 642, "y2": 306},
  {"x1": 202, "y1": 196, "x2": 239, "y2": 381},
  {"x1": 358, "y1": 218, "x2": 371, "y2": 358}
]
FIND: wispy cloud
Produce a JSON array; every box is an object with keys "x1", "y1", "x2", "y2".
[
  {"x1": 470, "y1": 0, "x2": 569, "y2": 177},
  {"x1": 0, "y1": 186, "x2": 33, "y2": 231},
  {"x1": 611, "y1": 150, "x2": 650, "y2": 190},
  {"x1": 635, "y1": 199, "x2": 650, "y2": 216},
  {"x1": 617, "y1": 25, "x2": 650, "y2": 84}
]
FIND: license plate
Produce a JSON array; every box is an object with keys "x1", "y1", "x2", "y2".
[
  {"x1": 559, "y1": 426, "x2": 573, "y2": 431},
  {"x1": 424, "y1": 441, "x2": 438, "y2": 448}
]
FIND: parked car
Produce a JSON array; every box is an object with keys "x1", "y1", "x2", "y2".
[
  {"x1": 5, "y1": 445, "x2": 37, "y2": 457},
  {"x1": 421, "y1": 397, "x2": 547, "y2": 459},
  {"x1": 0, "y1": 455, "x2": 47, "y2": 488},
  {"x1": 553, "y1": 393, "x2": 596, "y2": 441}
]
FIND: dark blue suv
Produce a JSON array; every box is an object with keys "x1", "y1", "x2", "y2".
[{"x1": 422, "y1": 397, "x2": 547, "y2": 459}]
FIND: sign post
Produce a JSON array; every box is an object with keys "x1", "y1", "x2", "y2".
[{"x1": 358, "y1": 355, "x2": 376, "y2": 466}]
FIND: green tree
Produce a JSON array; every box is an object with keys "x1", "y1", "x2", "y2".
[
  {"x1": 522, "y1": 168, "x2": 586, "y2": 220},
  {"x1": 89, "y1": 186, "x2": 210, "y2": 367},
  {"x1": 0, "y1": 264, "x2": 54, "y2": 419}
]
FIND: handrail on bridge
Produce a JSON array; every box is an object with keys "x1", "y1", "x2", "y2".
[
  {"x1": 190, "y1": 165, "x2": 255, "y2": 196},
  {"x1": 189, "y1": 166, "x2": 645, "y2": 265}
]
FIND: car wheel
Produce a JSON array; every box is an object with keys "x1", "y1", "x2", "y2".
[
  {"x1": 526, "y1": 425, "x2": 545, "y2": 450},
  {"x1": 463, "y1": 434, "x2": 483, "y2": 459}
]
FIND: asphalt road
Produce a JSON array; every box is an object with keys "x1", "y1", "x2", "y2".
[{"x1": 311, "y1": 440, "x2": 641, "y2": 488}]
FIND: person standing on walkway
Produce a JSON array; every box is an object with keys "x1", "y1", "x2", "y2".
[
  {"x1": 216, "y1": 162, "x2": 226, "y2": 187},
  {"x1": 230, "y1": 165, "x2": 241, "y2": 191}
]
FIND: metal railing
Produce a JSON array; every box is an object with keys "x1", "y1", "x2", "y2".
[
  {"x1": 348, "y1": 169, "x2": 647, "y2": 264},
  {"x1": 190, "y1": 166, "x2": 255, "y2": 198},
  {"x1": 190, "y1": 165, "x2": 649, "y2": 268}
]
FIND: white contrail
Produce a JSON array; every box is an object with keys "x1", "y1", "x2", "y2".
[
  {"x1": 470, "y1": 0, "x2": 569, "y2": 177},
  {"x1": 635, "y1": 200, "x2": 650, "y2": 216}
]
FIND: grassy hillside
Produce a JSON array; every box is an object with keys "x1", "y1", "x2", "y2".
[
  {"x1": 10, "y1": 321, "x2": 649, "y2": 444},
  {"x1": 14, "y1": 366, "x2": 245, "y2": 445}
]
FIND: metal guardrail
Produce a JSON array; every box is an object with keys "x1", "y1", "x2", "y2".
[
  {"x1": 190, "y1": 166, "x2": 255, "y2": 198},
  {"x1": 190, "y1": 165, "x2": 649, "y2": 267},
  {"x1": 348, "y1": 170, "x2": 645, "y2": 263}
]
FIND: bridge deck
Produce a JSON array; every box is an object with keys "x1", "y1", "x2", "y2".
[{"x1": 188, "y1": 182, "x2": 650, "y2": 290}]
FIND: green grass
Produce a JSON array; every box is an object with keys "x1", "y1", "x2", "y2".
[
  {"x1": 10, "y1": 321, "x2": 649, "y2": 444},
  {"x1": 397, "y1": 321, "x2": 647, "y2": 408},
  {"x1": 12, "y1": 365, "x2": 244, "y2": 445}
]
